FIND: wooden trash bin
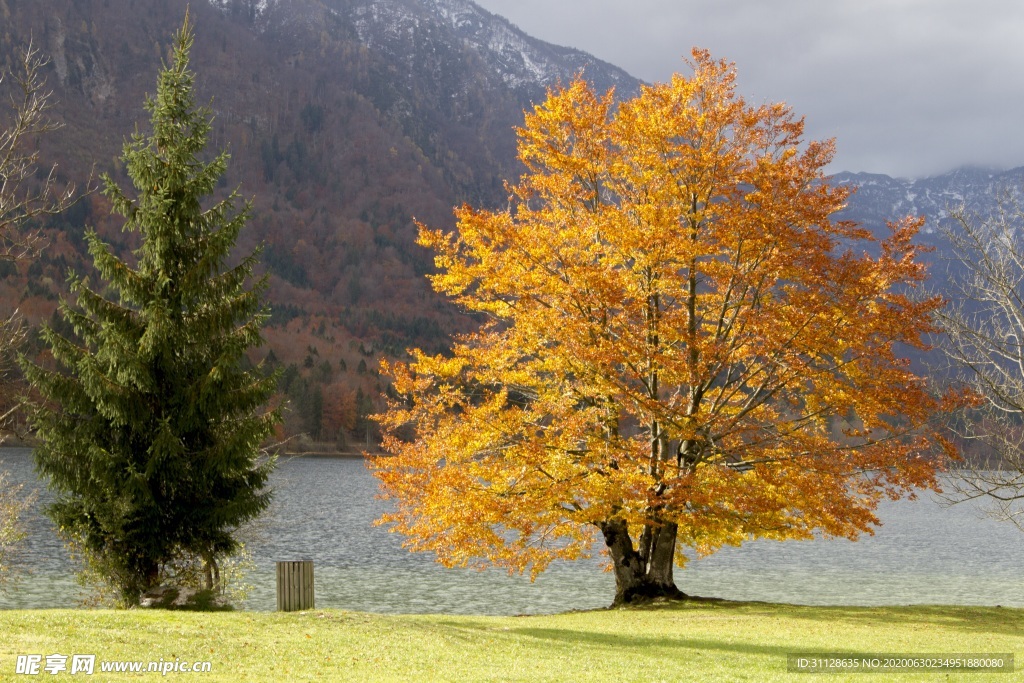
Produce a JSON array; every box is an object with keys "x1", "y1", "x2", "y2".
[{"x1": 276, "y1": 560, "x2": 314, "y2": 611}]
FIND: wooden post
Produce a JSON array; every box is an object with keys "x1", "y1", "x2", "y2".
[{"x1": 276, "y1": 560, "x2": 314, "y2": 611}]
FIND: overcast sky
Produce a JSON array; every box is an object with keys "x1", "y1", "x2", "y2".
[{"x1": 471, "y1": 0, "x2": 1024, "y2": 179}]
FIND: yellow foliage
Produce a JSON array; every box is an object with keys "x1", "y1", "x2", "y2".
[{"x1": 372, "y1": 49, "x2": 961, "y2": 583}]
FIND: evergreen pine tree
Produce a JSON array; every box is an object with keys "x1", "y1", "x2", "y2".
[{"x1": 20, "y1": 15, "x2": 279, "y2": 606}]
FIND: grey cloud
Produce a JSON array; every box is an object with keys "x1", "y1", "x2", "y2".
[{"x1": 472, "y1": 0, "x2": 1024, "y2": 177}]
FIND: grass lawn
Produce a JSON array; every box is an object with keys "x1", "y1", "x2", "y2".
[{"x1": 0, "y1": 600, "x2": 1021, "y2": 681}]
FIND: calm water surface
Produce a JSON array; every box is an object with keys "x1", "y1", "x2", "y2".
[{"x1": 1, "y1": 447, "x2": 1021, "y2": 613}]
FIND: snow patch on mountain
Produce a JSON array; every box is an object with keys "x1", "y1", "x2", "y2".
[
  {"x1": 208, "y1": 0, "x2": 274, "y2": 16},
  {"x1": 834, "y1": 166, "x2": 1024, "y2": 235},
  {"x1": 348, "y1": 0, "x2": 635, "y2": 92}
]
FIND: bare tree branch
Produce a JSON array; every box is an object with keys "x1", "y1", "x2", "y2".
[
  {"x1": 0, "y1": 39, "x2": 76, "y2": 589},
  {"x1": 0, "y1": 38, "x2": 76, "y2": 263},
  {"x1": 937, "y1": 191, "x2": 1024, "y2": 529}
]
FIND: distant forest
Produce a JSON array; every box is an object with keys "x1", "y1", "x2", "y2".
[{"x1": 0, "y1": 0, "x2": 569, "y2": 447}]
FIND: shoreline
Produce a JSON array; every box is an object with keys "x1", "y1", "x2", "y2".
[{"x1": 1, "y1": 444, "x2": 382, "y2": 459}]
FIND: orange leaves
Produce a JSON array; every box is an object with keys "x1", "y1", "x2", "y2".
[
  {"x1": 518, "y1": 77, "x2": 614, "y2": 184},
  {"x1": 373, "y1": 48, "x2": 963, "y2": 581}
]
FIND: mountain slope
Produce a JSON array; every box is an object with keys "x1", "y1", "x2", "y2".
[
  {"x1": 0, "y1": 0, "x2": 641, "y2": 443},
  {"x1": 346, "y1": 0, "x2": 637, "y2": 94},
  {"x1": 834, "y1": 166, "x2": 1022, "y2": 232}
]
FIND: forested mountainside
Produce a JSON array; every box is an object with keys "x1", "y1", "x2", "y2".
[
  {"x1": 0, "y1": 0, "x2": 637, "y2": 445},
  {"x1": 1, "y1": 0, "x2": 1018, "y2": 446}
]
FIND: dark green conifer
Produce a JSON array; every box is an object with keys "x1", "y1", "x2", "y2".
[{"x1": 20, "y1": 14, "x2": 278, "y2": 606}]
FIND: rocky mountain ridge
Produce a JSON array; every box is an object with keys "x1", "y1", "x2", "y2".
[
  {"x1": 835, "y1": 166, "x2": 1024, "y2": 234},
  {"x1": 205, "y1": 0, "x2": 639, "y2": 95},
  {"x1": 346, "y1": 0, "x2": 637, "y2": 93}
]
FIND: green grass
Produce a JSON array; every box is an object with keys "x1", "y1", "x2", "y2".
[{"x1": 0, "y1": 601, "x2": 1021, "y2": 681}]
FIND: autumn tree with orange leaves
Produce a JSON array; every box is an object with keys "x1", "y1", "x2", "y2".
[{"x1": 372, "y1": 50, "x2": 959, "y2": 606}]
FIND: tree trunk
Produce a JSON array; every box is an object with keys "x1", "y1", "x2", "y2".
[
  {"x1": 202, "y1": 551, "x2": 221, "y2": 592},
  {"x1": 599, "y1": 518, "x2": 686, "y2": 606}
]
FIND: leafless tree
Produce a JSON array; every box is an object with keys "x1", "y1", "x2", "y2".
[
  {"x1": 1, "y1": 39, "x2": 74, "y2": 262},
  {"x1": 937, "y1": 193, "x2": 1024, "y2": 530},
  {"x1": 0, "y1": 40, "x2": 70, "y2": 588},
  {"x1": 0, "y1": 39, "x2": 77, "y2": 434}
]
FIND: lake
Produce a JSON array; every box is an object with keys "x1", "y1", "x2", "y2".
[{"x1": 1, "y1": 447, "x2": 1022, "y2": 614}]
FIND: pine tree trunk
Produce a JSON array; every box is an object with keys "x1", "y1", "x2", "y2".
[
  {"x1": 599, "y1": 518, "x2": 686, "y2": 606},
  {"x1": 127, "y1": 563, "x2": 162, "y2": 607},
  {"x1": 202, "y1": 551, "x2": 221, "y2": 592}
]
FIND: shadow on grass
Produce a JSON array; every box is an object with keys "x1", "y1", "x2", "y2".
[
  {"x1": 596, "y1": 597, "x2": 1024, "y2": 638},
  {"x1": 776, "y1": 603, "x2": 1024, "y2": 637},
  {"x1": 427, "y1": 598, "x2": 1024, "y2": 654},
  {"x1": 498, "y1": 626, "x2": 792, "y2": 660},
  {"x1": 421, "y1": 620, "x2": 793, "y2": 667},
  {"x1": 138, "y1": 587, "x2": 236, "y2": 612}
]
